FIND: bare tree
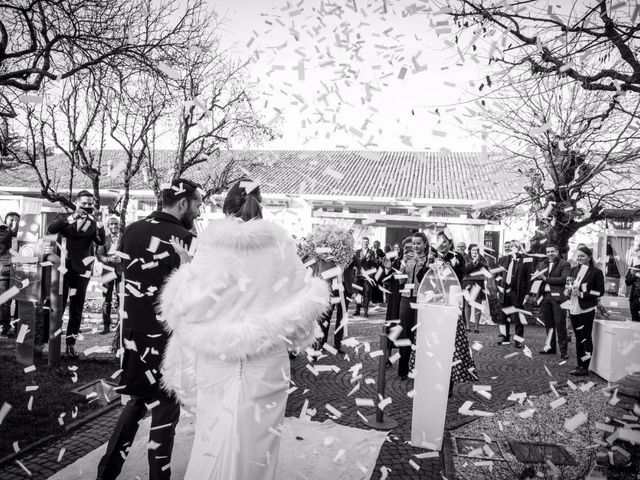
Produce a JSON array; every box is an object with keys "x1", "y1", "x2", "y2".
[
  {"x1": 47, "y1": 68, "x2": 110, "y2": 208},
  {"x1": 3, "y1": 102, "x2": 75, "y2": 209},
  {"x1": 0, "y1": 0, "x2": 212, "y2": 118},
  {"x1": 108, "y1": 73, "x2": 170, "y2": 227},
  {"x1": 449, "y1": 0, "x2": 640, "y2": 117},
  {"x1": 145, "y1": 15, "x2": 277, "y2": 201},
  {"x1": 478, "y1": 76, "x2": 640, "y2": 254}
]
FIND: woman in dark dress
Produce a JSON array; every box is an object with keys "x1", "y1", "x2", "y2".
[
  {"x1": 396, "y1": 233, "x2": 433, "y2": 380},
  {"x1": 432, "y1": 231, "x2": 477, "y2": 393},
  {"x1": 384, "y1": 240, "x2": 408, "y2": 364}
]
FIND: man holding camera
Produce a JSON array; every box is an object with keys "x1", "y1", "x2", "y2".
[{"x1": 48, "y1": 190, "x2": 105, "y2": 358}]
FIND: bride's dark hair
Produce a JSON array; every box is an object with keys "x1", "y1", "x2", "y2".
[{"x1": 222, "y1": 178, "x2": 263, "y2": 221}]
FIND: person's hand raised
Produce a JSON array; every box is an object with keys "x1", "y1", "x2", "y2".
[{"x1": 170, "y1": 235, "x2": 192, "y2": 265}]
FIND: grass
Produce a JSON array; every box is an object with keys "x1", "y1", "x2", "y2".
[{"x1": 0, "y1": 338, "x2": 119, "y2": 459}]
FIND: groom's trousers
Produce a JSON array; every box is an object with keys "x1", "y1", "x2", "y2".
[{"x1": 96, "y1": 388, "x2": 180, "y2": 480}]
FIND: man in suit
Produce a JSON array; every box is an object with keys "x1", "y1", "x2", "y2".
[
  {"x1": 96, "y1": 216, "x2": 123, "y2": 334},
  {"x1": 353, "y1": 236, "x2": 378, "y2": 317},
  {"x1": 530, "y1": 243, "x2": 571, "y2": 359},
  {"x1": 97, "y1": 178, "x2": 202, "y2": 480},
  {"x1": 495, "y1": 240, "x2": 532, "y2": 348},
  {"x1": 317, "y1": 259, "x2": 354, "y2": 354},
  {"x1": 47, "y1": 191, "x2": 105, "y2": 358}
]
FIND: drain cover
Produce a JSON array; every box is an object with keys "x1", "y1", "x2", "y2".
[
  {"x1": 71, "y1": 379, "x2": 120, "y2": 405},
  {"x1": 451, "y1": 436, "x2": 508, "y2": 460},
  {"x1": 508, "y1": 441, "x2": 576, "y2": 465}
]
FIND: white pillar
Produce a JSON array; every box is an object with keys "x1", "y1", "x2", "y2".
[{"x1": 411, "y1": 303, "x2": 459, "y2": 450}]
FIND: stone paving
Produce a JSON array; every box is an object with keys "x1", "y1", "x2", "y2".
[{"x1": 0, "y1": 305, "x2": 618, "y2": 479}]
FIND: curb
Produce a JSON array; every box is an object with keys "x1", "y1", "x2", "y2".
[{"x1": 0, "y1": 399, "x2": 121, "y2": 468}]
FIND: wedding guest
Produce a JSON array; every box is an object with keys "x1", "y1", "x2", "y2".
[
  {"x1": 159, "y1": 179, "x2": 328, "y2": 480},
  {"x1": 455, "y1": 241, "x2": 470, "y2": 261},
  {"x1": 353, "y1": 236, "x2": 378, "y2": 317},
  {"x1": 625, "y1": 248, "x2": 640, "y2": 322},
  {"x1": 370, "y1": 240, "x2": 385, "y2": 304},
  {"x1": 495, "y1": 240, "x2": 532, "y2": 348},
  {"x1": 396, "y1": 232, "x2": 432, "y2": 380},
  {"x1": 565, "y1": 246, "x2": 605, "y2": 376},
  {"x1": 462, "y1": 244, "x2": 487, "y2": 333},
  {"x1": 96, "y1": 179, "x2": 202, "y2": 480},
  {"x1": 48, "y1": 190, "x2": 105, "y2": 359},
  {"x1": 96, "y1": 216, "x2": 122, "y2": 335},
  {"x1": 433, "y1": 231, "x2": 465, "y2": 282},
  {"x1": 0, "y1": 212, "x2": 19, "y2": 336},
  {"x1": 316, "y1": 256, "x2": 355, "y2": 355},
  {"x1": 383, "y1": 238, "x2": 409, "y2": 364},
  {"x1": 531, "y1": 244, "x2": 571, "y2": 359}
]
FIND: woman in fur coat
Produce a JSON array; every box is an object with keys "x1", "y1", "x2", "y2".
[{"x1": 159, "y1": 180, "x2": 329, "y2": 480}]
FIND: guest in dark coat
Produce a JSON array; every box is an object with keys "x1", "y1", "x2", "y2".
[
  {"x1": 495, "y1": 240, "x2": 533, "y2": 348},
  {"x1": 383, "y1": 239, "x2": 410, "y2": 363},
  {"x1": 565, "y1": 246, "x2": 605, "y2": 376},
  {"x1": 396, "y1": 232, "x2": 432, "y2": 380},
  {"x1": 316, "y1": 258, "x2": 355, "y2": 355},
  {"x1": 370, "y1": 240, "x2": 386, "y2": 304},
  {"x1": 462, "y1": 244, "x2": 488, "y2": 333},
  {"x1": 0, "y1": 212, "x2": 19, "y2": 336},
  {"x1": 96, "y1": 216, "x2": 123, "y2": 335},
  {"x1": 530, "y1": 243, "x2": 571, "y2": 359},
  {"x1": 625, "y1": 253, "x2": 640, "y2": 322},
  {"x1": 97, "y1": 178, "x2": 202, "y2": 480},
  {"x1": 353, "y1": 236, "x2": 378, "y2": 317},
  {"x1": 47, "y1": 190, "x2": 105, "y2": 358}
]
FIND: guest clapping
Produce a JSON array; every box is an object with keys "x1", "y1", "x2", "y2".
[{"x1": 461, "y1": 244, "x2": 487, "y2": 333}]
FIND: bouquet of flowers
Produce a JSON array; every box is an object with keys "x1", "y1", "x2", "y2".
[{"x1": 297, "y1": 224, "x2": 355, "y2": 270}]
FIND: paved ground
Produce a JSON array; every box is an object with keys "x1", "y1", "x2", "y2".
[{"x1": 0, "y1": 304, "x2": 624, "y2": 479}]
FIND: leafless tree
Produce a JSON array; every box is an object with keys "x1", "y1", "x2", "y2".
[
  {"x1": 47, "y1": 68, "x2": 110, "y2": 208},
  {"x1": 477, "y1": 75, "x2": 640, "y2": 254},
  {"x1": 448, "y1": 0, "x2": 640, "y2": 120},
  {"x1": 0, "y1": 0, "x2": 212, "y2": 118},
  {"x1": 3, "y1": 102, "x2": 75, "y2": 209},
  {"x1": 108, "y1": 73, "x2": 170, "y2": 227},
  {"x1": 145, "y1": 15, "x2": 277, "y2": 201}
]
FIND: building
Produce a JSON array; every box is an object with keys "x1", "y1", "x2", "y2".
[{"x1": 0, "y1": 150, "x2": 518, "y2": 254}]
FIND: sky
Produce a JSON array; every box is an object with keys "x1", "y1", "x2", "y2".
[{"x1": 194, "y1": 0, "x2": 492, "y2": 152}]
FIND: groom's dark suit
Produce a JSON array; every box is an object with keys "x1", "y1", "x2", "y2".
[{"x1": 97, "y1": 211, "x2": 194, "y2": 480}]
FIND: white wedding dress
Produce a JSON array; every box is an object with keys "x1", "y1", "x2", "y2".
[
  {"x1": 159, "y1": 220, "x2": 329, "y2": 480},
  {"x1": 184, "y1": 347, "x2": 290, "y2": 480}
]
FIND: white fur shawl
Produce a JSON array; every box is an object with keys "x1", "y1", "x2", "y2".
[{"x1": 159, "y1": 218, "x2": 328, "y2": 403}]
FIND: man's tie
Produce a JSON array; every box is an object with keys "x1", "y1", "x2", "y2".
[{"x1": 506, "y1": 259, "x2": 514, "y2": 285}]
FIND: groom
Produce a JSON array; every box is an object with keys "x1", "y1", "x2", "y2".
[{"x1": 96, "y1": 179, "x2": 202, "y2": 480}]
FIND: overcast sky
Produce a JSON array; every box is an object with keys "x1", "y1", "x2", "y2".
[{"x1": 201, "y1": 0, "x2": 491, "y2": 152}]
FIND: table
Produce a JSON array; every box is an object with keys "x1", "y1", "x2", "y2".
[{"x1": 590, "y1": 320, "x2": 640, "y2": 382}]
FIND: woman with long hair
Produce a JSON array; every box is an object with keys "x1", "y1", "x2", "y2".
[
  {"x1": 565, "y1": 246, "x2": 605, "y2": 376},
  {"x1": 433, "y1": 231, "x2": 477, "y2": 395},
  {"x1": 396, "y1": 232, "x2": 433, "y2": 380},
  {"x1": 159, "y1": 179, "x2": 329, "y2": 479},
  {"x1": 383, "y1": 239, "x2": 409, "y2": 365}
]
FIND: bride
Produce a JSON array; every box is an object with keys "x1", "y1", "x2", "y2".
[{"x1": 159, "y1": 180, "x2": 329, "y2": 479}]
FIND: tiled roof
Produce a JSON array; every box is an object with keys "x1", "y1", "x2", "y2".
[{"x1": 0, "y1": 150, "x2": 514, "y2": 202}]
